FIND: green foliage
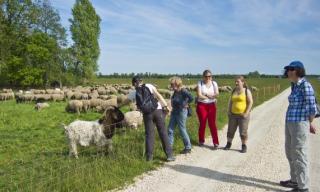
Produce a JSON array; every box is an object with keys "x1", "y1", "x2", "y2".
[
  {"x1": 0, "y1": 0, "x2": 80, "y2": 87},
  {"x1": 69, "y1": 0, "x2": 101, "y2": 83}
]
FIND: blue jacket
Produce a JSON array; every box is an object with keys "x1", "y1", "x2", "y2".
[{"x1": 171, "y1": 88, "x2": 193, "y2": 111}]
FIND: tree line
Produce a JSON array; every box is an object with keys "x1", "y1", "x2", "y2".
[{"x1": 0, "y1": 0, "x2": 100, "y2": 88}]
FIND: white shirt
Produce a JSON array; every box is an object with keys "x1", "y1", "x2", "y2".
[
  {"x1": 197, "y1": 80, "x2": 218, "y2": 103},
  {"x1": 127, "y1": 84, "x2": 162, "y2": 109}
]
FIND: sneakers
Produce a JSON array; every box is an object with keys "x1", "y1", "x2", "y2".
[
  {"x1": 224, "y1": 142, "x2": 232, "y2": 150},
  {"x1": 280, "y1": 180, "x2": 298, "y2": 188},
  {"x1": 180, "y1": 148, "x2": 191, "y2": 154},
  {"x1": 240, "y1": 144, "x2": 247, "y2": 153},
  {"x1": 166, "y1": 156, "x2": 176, "y2": 162}
]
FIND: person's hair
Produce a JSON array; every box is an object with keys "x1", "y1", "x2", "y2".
[
  {"x1": 169, "y1": 76, "x2": 183, "y2": 88},
  {"x1": 132, "y1": 75, "x2": 142, "y2": 85},
  {"x1": 235, "y1": 75, "x2": 248, "y2": 88},
  {"x1": 283, "y1": 68, "x2": 306, "y2": 78},
  {"x1": 202, "y1": 70, "x2": 212, "y2": 77}
]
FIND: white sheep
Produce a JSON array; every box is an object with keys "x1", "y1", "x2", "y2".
[
  {"x1": 123, "y1": 111, "x2": 143, "y2": 129},
  {"x1": 62, "y1": 106, "x2": 124, "y2": 158},
  {"x1": 35, "y1": 103, "x2": 50, "y2": 111}
]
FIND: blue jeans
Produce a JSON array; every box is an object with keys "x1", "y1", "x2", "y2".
[{"x1": 168, "y1": 109, "x2": 192, "y2": 150}]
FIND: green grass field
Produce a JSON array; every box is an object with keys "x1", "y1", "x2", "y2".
[{"x1": 1, "y1": 77, "x2": 314, "y2": 192}]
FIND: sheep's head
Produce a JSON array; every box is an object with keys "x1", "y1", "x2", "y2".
[{"x1": 99, "y1": 106, "x2": 124, "y2": 139}]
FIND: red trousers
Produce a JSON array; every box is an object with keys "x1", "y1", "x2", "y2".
[{"x1": 196, "y1": 102, "x2": 219, "y2": 145}]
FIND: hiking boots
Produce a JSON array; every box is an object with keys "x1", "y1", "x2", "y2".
[
  {"x1": 224, "y1": 142, "x2": 232, "y2": 150},
  {"x1": 280, "y1": 180, "x2": 298, "y2": 188},
  {"x1": 240, "y1": 144, "x2": 247, "y2": 153}
]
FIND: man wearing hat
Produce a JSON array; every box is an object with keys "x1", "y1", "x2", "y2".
[{"x1": 280, "y1": 61, "x2": 317, "y2": 192}]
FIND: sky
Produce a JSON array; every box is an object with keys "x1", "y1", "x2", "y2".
[{"x1": 52, "y1": 0, "x2": 320, "y2": 75}]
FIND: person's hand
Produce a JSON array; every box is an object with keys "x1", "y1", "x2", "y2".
[
  {"x1": 310, "y1": 124, "x2": 316, "y2": 134},
  {"x1": 163, "y1": 106, "x2": 171, "y2": 114},
  {"x1": 242, "y1": 112, "x2": 249, "y2": 118},
  {"x1": 206, "y1": 94, "x2": 216, "y2": 99}
]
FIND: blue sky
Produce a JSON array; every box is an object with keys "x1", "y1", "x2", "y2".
[{"x1": 52, "y1": 0, "x2": 320, "y2": 75}]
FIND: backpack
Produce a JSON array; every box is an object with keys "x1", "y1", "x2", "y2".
[{"x1": 135, "y1": 84, "x2": 158, "y2": 114}]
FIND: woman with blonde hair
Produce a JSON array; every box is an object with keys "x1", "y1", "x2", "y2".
[
  {"x1": 168, "y1": 76, "x2": 193, "y2": 154},
  {"x1": 224, "y1": 75, "x2": 253, "y2": 153}
]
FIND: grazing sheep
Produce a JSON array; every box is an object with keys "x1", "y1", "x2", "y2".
[
  {"x1": 66, "y1": 100, "x2": 83, "y2": 115},
  {"x1": 251, "y1": 86, "x2": 259, "y2": 92},
  {"x1": 219, "y1": 86, "x2": 232, "y2": 93},
  {"x1": 129, "y1": 102, "x2": 137, "y2": 111},
  {"x1": 118, "y1": 89, "x2": 129, "y2": 95},
  {"x1": 89, "y1": 98, "x2": 104, "y2": 108},
  {"x1": 66, "y1": 91, "x2": 74, "y2": 100},
  {"x1": 51, "y1": 94, "x2": 65, "y2": 102},
  {"x1": 109, "y1": 87, "x2": 118, "y2": 94},
  {"x1": 97, "y1": 87, "x2": 107, "y2": 95},
  {"x1": 117, "y1": 94, "x2": 127, "y2": 106},
  {"x1": 123, "y1": 111, "x2": 143, "y2": 129},
  {"x1": 72, "y1": 92, "x2": 83, "y2": 100},
  {"x1": 99, "y1": 98, "x2": 118, "y2": 112},
  {"x1": 0, "y1": 92, "x2": 14, "y2": 101},
  {"x1": 89, "y1": 90, "x2": 99, "y2": 99},
  {"x1": 99, "y1": 95, "x2": 110, "y2": 100},
  {"x1": 81, "y1": 93, "x2": 89, "y2": 100},
  {"x1": 82, "y1": 100, "x2": 90, "y2": 112},
  {"x1": 62, "y1": 106, "x2": 124, "y2": 158},
  {"x1": 158, "y1": 89, "x2": 173, "y2": 99},
  {"x1": 35, "y1": 103, "x2": 50, "y2": 111}
]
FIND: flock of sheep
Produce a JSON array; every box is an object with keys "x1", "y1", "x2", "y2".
[{"x1": 0, "y1": 83, "x2": 258, "y2": 158}]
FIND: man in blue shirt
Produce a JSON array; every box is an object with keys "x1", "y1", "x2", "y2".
[{"x1": 280, "y1": 61, "x2": 317, "y2": 192}]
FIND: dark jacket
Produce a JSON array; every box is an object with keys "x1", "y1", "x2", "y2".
[{"x1": 171, "y1": 88, "x2": 193, "y2": 112}]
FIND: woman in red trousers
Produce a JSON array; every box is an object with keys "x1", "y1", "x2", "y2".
[{"x1": 196, "y1": 70, "x2": 220, "y2": 149}]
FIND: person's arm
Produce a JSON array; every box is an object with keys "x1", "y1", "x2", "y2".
[
  {"x1": 244, "y1": 89, "x2": 253, "y2": 117},
  {"x1": 207, "y1": 81, "x2": 219, "y2": 99},
  {"x1": 196, "y1": 83, "x2": 209, "y2": 100},
  {"x1": 303, "y1": 83, "x2": 317, "y2": 123},
  {"x1": 228, "y1": 97, "x2": 232, "y2": 115},
  {"x1": 184, "y1": 89, "x2": 194, "y2": 103},
  {"x1": 153, "y1": 87, "x2": 170, "y2": 111}
]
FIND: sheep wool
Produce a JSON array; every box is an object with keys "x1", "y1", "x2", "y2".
[{"x1": 63, "y1": 120, "x2": 112, "y2": 158}]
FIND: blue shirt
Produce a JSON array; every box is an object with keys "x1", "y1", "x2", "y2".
[{"x1": 286, "y1": 78, "x2": 317, "y2": 122}]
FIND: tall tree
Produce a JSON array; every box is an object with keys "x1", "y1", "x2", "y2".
[{"x1": 69, "y1": 0, "x2": 101, "y2": 83}]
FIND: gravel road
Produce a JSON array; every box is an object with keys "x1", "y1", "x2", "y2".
[{"x1": 119, "y1": 89, "x2": 320, "y2": 192}]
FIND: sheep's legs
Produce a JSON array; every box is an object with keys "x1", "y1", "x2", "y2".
[
  {"x1": 69, "y1": 142, "x2": 78, "y2": 159},
  {"x1": 107, "y1": 140, "x2": 113, "y2": 153}
]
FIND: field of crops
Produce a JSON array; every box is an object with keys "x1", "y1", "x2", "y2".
[{"x1": 0, "y1": 77, "x2": 311, "y2": 192}]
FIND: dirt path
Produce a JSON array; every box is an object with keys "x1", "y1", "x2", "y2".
[{"x1": 120, "y1": 89, "x2": 320, "y2": 192}]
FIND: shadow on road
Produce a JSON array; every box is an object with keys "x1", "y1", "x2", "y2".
[{"x1": 166, "y1": 164, "x2": 286, "y2": 192}]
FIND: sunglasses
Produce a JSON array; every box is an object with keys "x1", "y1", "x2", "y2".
[
  {"x1": 204, "y1": 75, "x2": 212, "y2": 78},
  {"x1": 287, "y1": 67, "x2": 295, "y2": 71}
]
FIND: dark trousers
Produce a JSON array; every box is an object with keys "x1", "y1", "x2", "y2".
[{"x1": 143, "y1": 109, "x2": 173, "y2": 159}]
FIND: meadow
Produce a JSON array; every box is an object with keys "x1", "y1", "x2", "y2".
[{"x1": 1, "y1": 77, "x2": 317, "y2": 192}]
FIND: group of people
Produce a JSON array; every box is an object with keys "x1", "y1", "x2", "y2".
[
  {"x1": 125, "y1": 69, "x2": 254, "y2": 161},
  {"x1": 124, "y1": 60, "x2": 318, "y2": 192}
]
